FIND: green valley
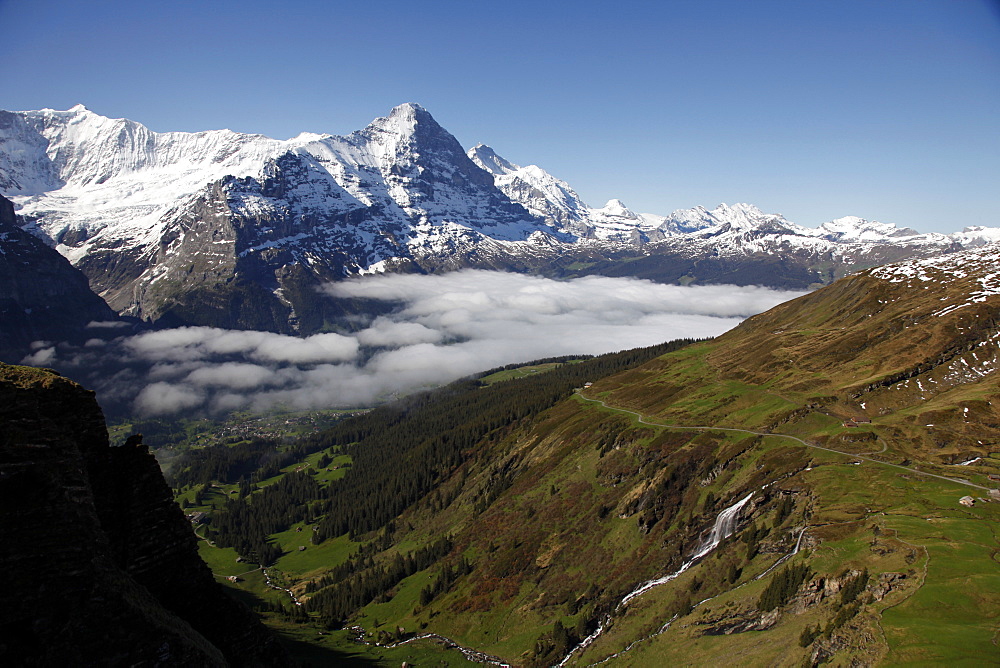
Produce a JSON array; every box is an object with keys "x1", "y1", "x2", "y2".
[{"x1": 164, "y1": 249, "x2": 1000, "y2": 666}]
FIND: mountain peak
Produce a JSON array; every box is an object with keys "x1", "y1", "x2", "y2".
[
  {"x1": 818, "y1": 216, "x2": 923, "y2": 242},
  {"x1": 388, "y1": 101, "x2": 429, "y2": 118},
  {"x1": 467, "y1": 144, "x2": 519, "y2": 175},
  {"x1": 384, "y1": 102, "x2": 440, "y2": 129},
  {"x1": 600, "y1": 199, "x2": 634, "y2": 216},
  {"x1": 828, "y1": 215, "x2": 868, "y2": 226},
  {"x1": 659, "y1": 202, "x2": 790, "y2": 235},
  {"x1": 359, "y1": 102, "x2": 445, "y2": 145},
  {"x1": 714, "y1": 202, "x2": 785, "y2": 227},
  {"x1": 716, "y1": 202, "x2": 766, "y2": 216}
]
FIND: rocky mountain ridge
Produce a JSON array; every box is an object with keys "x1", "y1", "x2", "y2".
[{"x1": 3, "y1": 103, "x2": 999, "y2": 334}]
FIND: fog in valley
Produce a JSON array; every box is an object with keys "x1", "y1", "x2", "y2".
[{"x1": 24, "y1": 271, "x2": 806, "y2": 418}]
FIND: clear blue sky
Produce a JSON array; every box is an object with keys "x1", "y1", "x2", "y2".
[{"x1": 1, "y1": 0, "x2": 998, "y2": 233}]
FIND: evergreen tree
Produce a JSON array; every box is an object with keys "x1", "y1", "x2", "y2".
[{"x1": 758, "y1": 563, "x2": 811, "y2": 611}]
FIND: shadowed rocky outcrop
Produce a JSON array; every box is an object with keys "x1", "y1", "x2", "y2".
[
  {"x1": 0, "y1": 195, "x2": 118, "y2": 361},
  {"x1": 0, "y1": 364, "x2": 290, "y2": 666}
]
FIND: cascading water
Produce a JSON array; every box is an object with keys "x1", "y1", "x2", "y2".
[
  {"x1": 690, "y1": 491, "x2": 754, "y2": 560},
  {"x1": 557, "y1": 491, "x2": 753, "y2": 667}
]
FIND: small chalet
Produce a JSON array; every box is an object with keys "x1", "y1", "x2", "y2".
[
  {"x1": 843, "y1": 420, "x2": 858, "y2": 428},
  {"x1": 852, "y1": 417, "x2": 872, "y2": 424},
  {"x1": 959, "y1": 496, "x2": 975, "y2": 507}
]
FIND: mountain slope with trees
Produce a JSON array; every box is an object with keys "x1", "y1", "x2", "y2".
[{"x1": 170, "y1": 244, "x2": 1000, "y2": 666}]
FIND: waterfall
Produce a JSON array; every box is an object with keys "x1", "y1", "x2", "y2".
[
  {"x1": 557, "y1": 491, "x2": 753, "y2": 666},
  {"x1": 689, "y1": 491, "x2": 754, "y2": 560},
  {"x1": 619, "y1": 491, "x2": 752, "y2": 607}
]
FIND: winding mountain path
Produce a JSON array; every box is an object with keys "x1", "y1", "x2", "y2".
[{"x1": 575, "y1": 392, "x2": 991, "y2": 492}]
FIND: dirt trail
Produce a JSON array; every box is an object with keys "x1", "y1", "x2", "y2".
[{"x1": 575, "y1": 393, "x2": 991, "y2": 491}]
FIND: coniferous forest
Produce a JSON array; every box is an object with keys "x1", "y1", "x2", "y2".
[{"x1": 173, "y1": 339, "x2": 700, "y2": 613}]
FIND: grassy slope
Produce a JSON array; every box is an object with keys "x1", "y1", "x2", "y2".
[
  {"x1": 554, "y1": 270, "x2": 1000, "y2": 665},
  {"x1": 171, "y1": 262, "x2": 1000, "y2": 666},
  {"x1": 331, "y1": 268, "x2": 1000, "y2": 666}
]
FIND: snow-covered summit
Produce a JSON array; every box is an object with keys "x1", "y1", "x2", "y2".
[
  {"x1": 468, "y1": 143, "x2": 518, "y2": 176},
  {"x1": 466, "y1": 145, "x2": 670, "y2": 239},
  {"x1": 656, "y1": 202, "x2": 795, "y2": 235},
  {"x1": 816, "y1": 216, "x2": 922, "y2": 243},
  {"x1": 1, "y1": 103, "x2": 553, "y2": 261},
  {"x1": 6, "y1": 103, "x2": 281, "y2": 194},
  {"x1": 467, "y1": 143, "x2": 593, "y2": 233},
  {"x1": 599, "y1": 199, "x2": 634, "y2": 217},
  {"x1": 351, "y1": 102, "x2": 433, "y2": 160},
  {"x1": 467, "y1": 140, "x2": 1000, "y2": 251}
]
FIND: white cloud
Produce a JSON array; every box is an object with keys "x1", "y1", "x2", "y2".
[
  {"x1": 134, "y1": 381, "x2": 206, "y2": 415},
  {"x1": 355, "y1": 318, "x2": 445, "y2": 347},
  {"x1": 86, "y1": 320, "x2": 132, "y2": 329},
  {"x1": 32, "y1": 272, "x2": 806, "y2": 417},
  {"x1": 21, "y1": 346, "x2": 56, "y2": 366},
  {"x1": 123, "y1": 327, "x2": 359, "y2": 364},
  {"x1": 251, "y1": 332, "x2": 360, "y2": 364},
  {"x1": 184, "y1": 362, "x2": 282, "y2": 389}
]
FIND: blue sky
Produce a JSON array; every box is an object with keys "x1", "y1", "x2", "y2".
[{"x1": 1, "y1": 0, "x2": 998, "y2": 233}]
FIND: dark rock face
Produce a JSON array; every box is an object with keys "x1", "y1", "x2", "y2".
[
  {"x1": 0, "y1": 364, "x2": 290, "y2": 666},
  {"x1": 0, "y1": 195, "x2": 118, "y2": 361}
]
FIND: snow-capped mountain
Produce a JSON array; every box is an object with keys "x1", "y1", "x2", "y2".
[
  {"x1": 465, "y1": 141, "x2": 993, "y2": 255},
  {"x1": 1, "y1": 104, "x2": 571, "y2": 329},
  {"x1": 3, "y1": 103, "x2": 557, "y2": 256},
  {"x1": 468, "y1": 143, "x2": 592, "y2": 233},
  {"x1": 468, "y1": 143, "x2": 670, "y2": 241},
  {"x1": 1, "y1": 103, "x2": 997, "y2": 334}
]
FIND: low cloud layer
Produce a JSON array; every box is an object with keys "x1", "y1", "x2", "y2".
[{"x1": 27, "y1": 271, "x2": 805, "y2": 417}]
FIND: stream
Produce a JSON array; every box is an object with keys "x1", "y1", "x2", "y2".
[
  {"x1": 262, "y1": 567, "x2": 302, "y2": 606},
  {"x1": 556, "y1": 492, "x2": 755, "y2": 666}
]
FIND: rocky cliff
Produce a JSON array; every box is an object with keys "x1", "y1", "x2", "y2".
[
  {"x1": 0, "y1": 195, "x2": 118, "y2": 361},
  {"x1": 0, "y1": 364, "x2": 290, "y2": 666}
]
